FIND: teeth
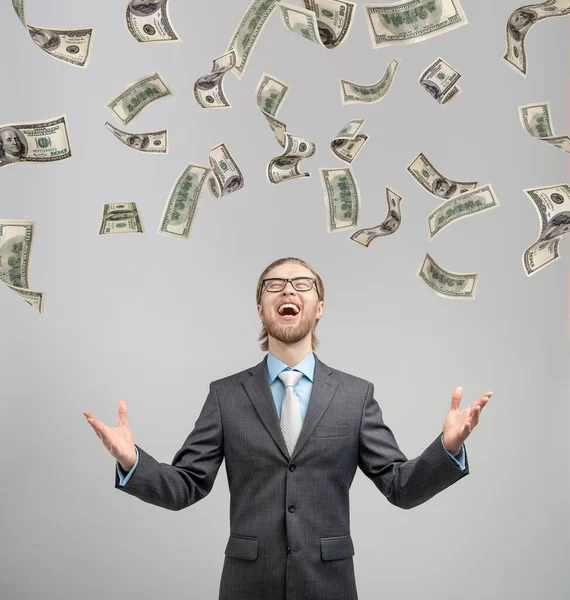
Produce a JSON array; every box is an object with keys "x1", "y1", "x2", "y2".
[{"x1": 278, "y1": 303, "x2": 300, "y2": 315}]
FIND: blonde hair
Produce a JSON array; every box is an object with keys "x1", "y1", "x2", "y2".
[{"x1": 256, "y1": 257, "x2": 324, "y2": 351}]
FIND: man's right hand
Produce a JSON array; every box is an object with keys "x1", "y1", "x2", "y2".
[{"x1": 84, "y1": 400, "x2": 137, "y2": 471}]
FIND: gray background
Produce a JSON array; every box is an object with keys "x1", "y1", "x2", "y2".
[{"x1": 1, "y1": 0, "x2": 569, "y2": 598}]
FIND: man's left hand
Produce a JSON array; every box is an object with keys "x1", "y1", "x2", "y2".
[{"x1": 442, "y1": 387, "x2": 493, "y2": 455}]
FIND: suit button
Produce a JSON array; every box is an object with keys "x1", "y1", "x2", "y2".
[
  {"x1": 289, "y1": 464, "x2": 296, "y2": 471},
  {"x1": 288, "y1": 504, "x2": 296, "y2": 512},
  {"x1": 286, "y1": 545, "x2": 291, "y2": 553}
]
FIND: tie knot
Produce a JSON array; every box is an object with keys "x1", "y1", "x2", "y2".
[{"x1": 278, "y1": 369, "x2": 303, "y2": 388}]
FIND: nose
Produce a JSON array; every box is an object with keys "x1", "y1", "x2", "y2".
[{"x1": 281, "y1": 281, "x2": 297, "y2": 294}]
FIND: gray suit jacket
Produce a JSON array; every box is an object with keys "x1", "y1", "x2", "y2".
[{"x1": 115, "y1": 353, "x2": 469, "y2": 599}]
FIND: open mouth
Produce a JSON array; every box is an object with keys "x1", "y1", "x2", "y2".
[{"x1": 276, "y1": 302, "x2": 301, "y2": 321}]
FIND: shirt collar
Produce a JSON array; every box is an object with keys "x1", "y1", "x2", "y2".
[{"x1": 267, "y1": 351, "x2": 315, "y2": 384}]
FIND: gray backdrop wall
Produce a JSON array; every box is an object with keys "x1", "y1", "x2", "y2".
[{"x1": 1, "y1": 1, "x2": 569, "y2": 599}]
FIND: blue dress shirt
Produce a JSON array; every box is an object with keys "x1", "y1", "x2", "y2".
[{"x1": 117, "y1": 351, "x2": 465, "y2": 486}]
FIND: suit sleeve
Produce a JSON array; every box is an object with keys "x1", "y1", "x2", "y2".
[
  {"x1": 114, "y1": 382, "x2": 224, "y2": 511},
  {"x1": 358, "y1": 382, "x2": 469, "y2": 510}
]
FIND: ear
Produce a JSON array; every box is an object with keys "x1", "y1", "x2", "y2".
[
  {"x1": 317, "y1": 300, "x2": 324, "y2": 318},
  {"x1": 257, "y1": 304, "x2": 262, "y2": 319}
]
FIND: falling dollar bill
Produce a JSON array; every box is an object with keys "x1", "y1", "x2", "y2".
[
  {"x1": 194, "y1": 51, "x2": 236, "y2": 109},
  {"x1": 518, "y1": 102, "x2": 570, "y2": 153},
  {"x1": 340, "y1": 59, "x2": 400, "y2": 104},
  {"x1": 279, "y1": 0, "x2": 355, "y2": 49},
  {"x1": 105, "y1": 122, "x2": 167, "y2": 153},
  {"x1": 106, "y1": 72, "x2": 171, "y2": 125},
  {"x1": 427, "y1": 184, "x2": 500, "y2": 240},
  {"x1": 503, "y1": 1, "x2": 570, "y2": 77},
  {"x1": 12, "y1": 0, "x2": 25, "y2": 26},
  {"x1": 208, "y1": 143, "x2": 245, "y2": 197},
  {"x1": 407, "y1": 153, "x2": 478, "y2": 200},
  {"x1": 363, "y1": 0, "x2": 468, "y2": 48},
  {"x1": 419, "y1": 57, "x2": 462, "y2": 105},
  {"x1": 0, "y1": 115, "x2": 72, "y2": 169},
  {"x1": 98, "y1": 203, "x2": 145, "y2": 234},
  {"x1": 522, "y1": 184, "x2": 570, "y2": 277},
  {"x1": 0, "y1": 219, "x2": 44, "y2": 313},
  {"x1": 417, "y1": 252, "x2": 478, "y2": 300},
  {"x1": 319, "y1": 167, "x2": 361, "y2": 232},
  {"x1": 125, "y1": 0, "x2": 180, "y2": 42},
  {"x1": 226, "y1": 0, "x2": 278, "y2": 79},
  {"x1": 350, "y1": 187, "x2": 403, "y2": 247},
  {"x1": 330, "y1": 118, "x2": 368, "y2": 164},
  {"x1": 158, "y1": 163, "x2": 211, "y2": 240},
  {"x1": 255, "y1": 74, "x2": 316, "y2": 183}
]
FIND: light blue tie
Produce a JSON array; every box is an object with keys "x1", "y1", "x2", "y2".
[{"x1": 278, "y1": 369, "x2": 303, "y2": 457}]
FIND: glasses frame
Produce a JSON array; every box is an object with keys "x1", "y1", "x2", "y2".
[{"x1": 259, "y1": 277, "x2": 321, "y2": 300}]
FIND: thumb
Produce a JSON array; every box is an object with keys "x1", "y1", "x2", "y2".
[
  {"x1": 117, "y1": 399, "x2": 128, "y2": 426},
  {"x1": 450, "y1": 386, "x2": 462, "y2": 411}
]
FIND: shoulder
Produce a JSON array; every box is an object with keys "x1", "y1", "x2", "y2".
[
  {"x1": 323, "y1": 361, "x2": 372, "y2": 392},
  {"x1": 209, "y1": 362, "x2": 260, "y2": 390}
]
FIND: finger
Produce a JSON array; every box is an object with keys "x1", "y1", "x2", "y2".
[
  {"x1": 451, "y1": 386, "x2": 463, "y2": 411},
  {"x1": 117, "y1": 400, "x2": 127, "y2": 426}
]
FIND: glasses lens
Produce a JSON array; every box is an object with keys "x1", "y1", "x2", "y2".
[
  {"x1": 293, "y1": 278, "x2": 313, "y2": 291},
  {"x1": 265, "y1": 279, "x2": 285, "y2": 292}
]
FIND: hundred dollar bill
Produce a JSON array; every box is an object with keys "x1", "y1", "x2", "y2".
[
  {"x1": 0, "y1": 115, "x2": 72, "y2": 169},
  {"x1": 330, "y1": 118, "x2": 368, "y2": 164},
  {"x1": 427, "y1": 184, "x2": 499, "y2": 240},
  {"x1": 419, "y1": 57, "x2": 461, "y2": 105},
  {"x1": 158, "y1": 163, "x2": 210, "y2": 240},
  {"x1": 99, "y1": 203, "x2": 144, "y2": 234},
  {"x1": 0, "y1": 219, "x2": 44, "y2": 313},
  {"x1": 12, "y1": 0, "x2": 26, "y2": 26},
  {"x1": 350, "y1": 187, "x2": 403, "y2": 247},
  {"x1": 364, "y1": 0, "x2": 468, "y2": 48},
  {"x1": 105, "y1": 122, "x2": 167, "y2": 153},
  {"x1": 319, "y1": 167, "x2": 361, "y2": 232},
  {"x1": 106, "y1": 72, "x2": 171, "y2": 125},
  {"x1": 268, "y1": 133, "x2": 317, "y2": 184},
  {"x1": 407, "y1": 153, "x2": 478, "y2": 200},
  {"x1": 194, "y1": 50, "x2": 236, "y2": 109},
  {"x1": 27, "y1": 26, "x2": 94, "y2": 68},
  {"x1": 518, "y1": 102, "x2": 570, "y2": 153},
  {"x1": 126, "y1": 0, "x2": 180, "y2": 42},
  {"x1": 208, "y1": 143, "x2": 245, "y2": 197},
  {"x1": 417, "y1": 252, "x2": 478, "y2": 300},
  {"x1": 255, "y1": 73, "x2": 290, "y2": 145},
  {"x1": 226, "y1": 0, "x2": 278, "y2": 79},
  {"x1": 279, "y1": 0, "x2": 355, "y2": 49},
  {"x1": 503, "y1": 1, "x2": 570, "y2": 77},
  {"x1": 340, "y1": 59, "x2": 400, "y2": 104},
  {"x1": 522, "y1": 183, "x2": 570, "y2": 277}
]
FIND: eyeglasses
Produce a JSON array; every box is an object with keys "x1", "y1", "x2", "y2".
[{"x1": 259, "y1": 277, "x2": 320, "y2": 299}]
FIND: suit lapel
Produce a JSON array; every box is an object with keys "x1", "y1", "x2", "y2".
[{"x1": 241, "y1": 353, "x2": 340, "y2": 461}]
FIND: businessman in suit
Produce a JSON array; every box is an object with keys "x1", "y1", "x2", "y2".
[{"x1": 84, "y1": 256, "x2": 493, "y2": 600}]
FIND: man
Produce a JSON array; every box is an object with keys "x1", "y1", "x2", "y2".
[
  {"x1": 84, "y1": 256, "x2": 493, "y2": 600},
  {"x1": 432, "y1": 176, "x2": 458, "y2": 199},
  {"x1": 507, "y1": 9, "x2": 537, "y2": 42},
  {"x1": 0, "y1": 127, "x2": 26, "y2": 166},
  {"x1": 126, "y1": 134, "x2": 150, "y2": 151},
  {"x1": 28, "y1": 27, "x2": 60, "y2": 51},
  {"x1": 128, "y1": 0, "x2": 166, "y2": 16}
]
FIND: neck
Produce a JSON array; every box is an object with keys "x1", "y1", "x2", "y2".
[{"x1": 267, "y1": 335, "x2": 312, "y2": 367}]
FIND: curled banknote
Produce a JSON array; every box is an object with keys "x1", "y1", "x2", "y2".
[
  {"x1": 279, "y1": 0, "x2": 355, "y2": 49},
  {"x1": 226, "y1": 0, "x2": 279, "y2": 79},
  {"x1": 208, "y1": 143, "x2": 245, "y2": 197},
  {"x1": 158, "y1": 163, "x2": 211, "y2": 240},
  {"x1": 105, "y1": 122, "x2": 167, "y2": 153},
  {"x1": 363, "y1": 0, "x2": 468, "y2": 48},
  {"x1": 98, "y1": 203, "x2": 145, "y2": 234},
  {"x1": 106, "y1": 72, "x2": 171, "y2": 125},
  {"x1": 419, "y1": 57, "x2": 462, "y2": 105},
  {"x1": 0, "y1": 115, "x2": 71, "y2": 169},
  {"x1": 13, "y1": 1, "x2": 94, "y2": 68},
  {"x1": 125, "y1": 0, "x2": 180, "y2": 42},
  {"x1": 194, "y1": 51, "x2": 236, "y2": 109},
  {"x1": 330, "y1": 118, "x2": 368, "y2": 164},
  {"x1": 518, "y1": 102, "x2": 570, "y2": 153},
  {"x1": 340, "y1": 59, "x2": 400, "y2": 104},
  {"x1": 502, "y1": 1, "x2": 570, "y2": 77},
  {"x1": 350, "y1": 187, "x2": 403, "y2": 247},
  {"x1": 417, "y1": 252, "x2": 478, "y2": 300},
  {"x1": 0, "y1": 219, "x2": 44, "y2": 313},
  {"x1": 522, "y1": 183, "x2": 570, "y2": 277},
  {"x1": 407, "y1": 153, "x2": 478, "y2": 200},
  {"x1": 255, "y1": 73, "x2": 316, "y2": 183},
  {"x1": 427, "y1": 184, "x2": 500, "y2": 240},
  {"x1": 319, "y1": 167, "x2": 361, "y2": 232}
]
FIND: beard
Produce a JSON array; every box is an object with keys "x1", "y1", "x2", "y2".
[{"x1": 263, "y1": 309, "x2": 317, "y2": 345}]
